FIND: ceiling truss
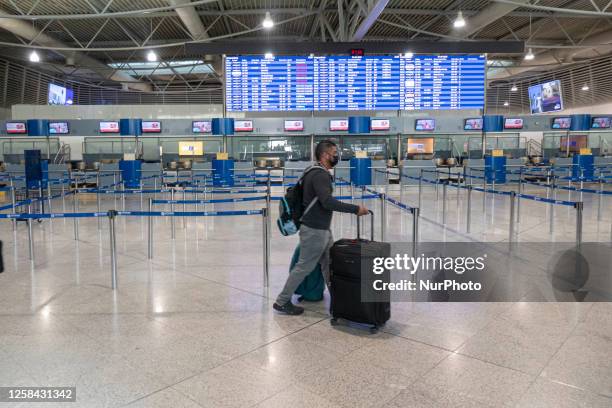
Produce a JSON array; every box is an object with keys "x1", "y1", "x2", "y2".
[{"x1": 0, "y1": 0, "x2": 610, "y2": 111}]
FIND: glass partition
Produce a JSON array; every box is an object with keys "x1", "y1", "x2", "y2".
[
  {"x1": 467, "y1": 132, "x2": 523, "y2": 158},
  {"x1": 228, "y1": 134, "x2": 311, "y2": 162},
  {"x1": 157, "y1": 136, "x2": 223, "y2": 159},
  {"x1": 314, "y1": 134, "x2": 398, "y2": 162},
  {"x1": 82, "y1": 137, "x2": 141, "y2": 163},
  {"x1": 82, "y1": 136, "x2": 224, "y2": 163},
  {"x1": 1, "y1": 137, "x2": 61, "y2": 163},
  {"x1": 542, "y1": 131, "x2": 611, "y2": 158}
]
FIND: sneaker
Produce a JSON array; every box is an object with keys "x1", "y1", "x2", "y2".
[{"x1": 273, "y1": 302, "x2": 304, "y2": 315}]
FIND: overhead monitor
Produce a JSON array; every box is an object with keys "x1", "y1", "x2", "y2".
[
  {"x1": 407, "y1": 138, "x2": 434, "y2": 154},
  {"x1": 591, "y1": 117, "x2": 610, "y2": 129},
  {"x1": 504, "y1": 118, "x2": 523, "y2": 129},
  {"x1": 371, "y1": 119, "x2": 390, "y2": 131},
  {"x1": 560, "y1": 135, "x2": 588, "y2": 152},
  {"x1": 142, "y1": 121, "x2": 161, "y2": 133},
  {"x1": 225, "y1": 54, "x2": 486, "y2": 111},
  {"x1": 528, "y1": 80, "x2": 563, "y2": 114},
  {"x1": 464, "y1": 118, "x2": 483, "y2": 131},
  {"x1": 48, "y1": 121, "x2": 69, "y2": 134},
  {"x1": 179, "y1": 141, "x2": 204, "y2": 156},
  {"x1": 48, "y1": 83, "x2": 74, "y2": 106},
  {"x1": 415, "y1": 119, "x2": 435, "y2": 131},
  {"x1": 284, "y1": 120, "x2": 304, "y2": 131},
  {"x1": 329, "y1": 119, "x2": 348, "y2": 131},
  {"x1": 234, "y1": 120, "x2": 253, "y2": 132},
  {"x1": 192, "y1": 121, "x2": 212, "y2": 133},
  {"x1": 552, "y1": 117, "x2": 571, "y2": 129},
  {"x1": 6, "y1": 122, "x2": 27, "y2": 134},
  {"x1": 99, "y1": 121, "x2": 119, "y2": 133}
]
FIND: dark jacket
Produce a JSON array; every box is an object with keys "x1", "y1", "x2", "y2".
[{"x1": 301, "y1": 165, "x2": 359, "y2": 230}]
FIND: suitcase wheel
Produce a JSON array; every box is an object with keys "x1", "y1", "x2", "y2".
[{"x1": 330, "y1": 318, "x2": 339, "y2": 326}]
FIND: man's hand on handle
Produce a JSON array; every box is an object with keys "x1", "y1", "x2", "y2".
[{"x1": 356, "y1": 205, "x2": 369, "y2": 216}]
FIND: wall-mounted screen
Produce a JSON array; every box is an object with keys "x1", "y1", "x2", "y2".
[
  {"x1": 6, "y1": 122, "x2": 27, "y2": 134},
  {"x1": 329, "y1": 119, "x2": 348, "y2": 131},
  {"x1": 464, "y1": 118, "x2": 483, "y2": 130},
  {"x1": 415, "y1": 119, "x2": 435, "y2": 131},
  {"x1": 504, "y1": 118, "x2": 523, "y2": 129},
  {"x1": 179, "y1": 141, "x2": 204, "y2": 156},
  {"x1": 560, "y1": 135, "x2": 588, "y2": 152},
  {"x1": 142, "y1": 121, "x2": 161, "y2": 133},
  {"x1": 591, "y1": 117, "x2": 610, "y2": 129},
  {"x1": 225, "y1": 54, "x2": 485, "y2": 111},
  {"x1": 234, "y1": 120, "x2": 253, "y2": 132},
  {"x1": 49, "y1": 122, "x2": 69, "y2": 134},
  {"x1": 192, "y1": 121, "x2": 212, "y2": 133},
  {"x1": 407, "y1": 138, "x2": 434, "y2": 154},
  {"x1": 99, "y1": 121, "x2": 119, "y2": 133},
  {"x1": 371, "y1": 119, "x2": 390, "y2": 131},
  {"x1": 552, "y1": 117, "x2": 571, "y2": 129},
  {"x1": 48, "y1": 83, "x2": 74, "y2": 106},
  {"x1": 528, "y1": 80, "x2": 563, "y2": 114},
  {"x1": 284, "y1": 120, "x2": 304, "y2": 131}
]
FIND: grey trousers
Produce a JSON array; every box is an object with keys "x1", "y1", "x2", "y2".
[{"x1": 276, "y1": 225, "x2": 334, "y2": 305}]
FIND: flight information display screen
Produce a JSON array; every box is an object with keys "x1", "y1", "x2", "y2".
[{"x1": 225, "y1": 54, "x2": 485, "y2": 111}]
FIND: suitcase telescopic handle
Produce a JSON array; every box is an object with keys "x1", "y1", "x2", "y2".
[{"x1": 356, "y1": 210, "x2": 374, "y2": 241}]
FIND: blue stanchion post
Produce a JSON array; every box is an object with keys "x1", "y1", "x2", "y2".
[{"x1": 108, "y1": 210, "x2": 118, "y2": 289}]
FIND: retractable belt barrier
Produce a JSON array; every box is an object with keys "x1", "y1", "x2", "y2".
[
  {"x1": 400, "y1": 173, "x2": 583, "y2": 206},
  {"x1": 5, "y1": 207, "x2": 270, "y2": 291},
  {"x1": 153, "y1": 196, "x2": 267, "y2": 205}
]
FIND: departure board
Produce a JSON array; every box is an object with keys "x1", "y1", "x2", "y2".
[{"x1": 225, "y1": 54, "x2": 485, "y2": 111}]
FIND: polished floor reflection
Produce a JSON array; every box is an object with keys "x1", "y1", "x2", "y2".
[{"x1": 0, "y1": 187, "x2": 610, "y2": 407}]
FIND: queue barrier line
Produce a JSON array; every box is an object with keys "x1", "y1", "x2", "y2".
[
  {"x1": 75, "y1": 187, "x2": 269, "y2": 195},
  {"x1": 0, "y1": 209, "x2": 265, "y2": 220},
  {"x1": 515, "y1": 193, "x2": 577, "y2": 207},
  {"x1": 400, "y1": 173, "x2": 581, "y2": 207},
  {"x1": 0, "y1": 180, "x2": 121, "y2": 212},
  {"x1": 268, "y1": 194, "x2": 379, "y2": 202},
  {"x1": 362, "y1": 185, "x2": 415, "y2": 212},
  {"x1": 0, "y1": 189, "x2": 76, "y2": 212},
  {"x1": 117, "y1": 209, "x2": 264, "y2": 217},
  {"x1": 152, "y1": 196, "x2": 267, "y2": 205},
  {"x1": 520, "y1": 179, "x2": 612, "y2": 195},
  {"x1": 385, "y1": 195, "x2": 416, "y2": 212}
]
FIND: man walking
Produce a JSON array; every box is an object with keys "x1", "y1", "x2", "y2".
[{"x1": 273, "y1": 140, "x2": 369, "y2": 315}]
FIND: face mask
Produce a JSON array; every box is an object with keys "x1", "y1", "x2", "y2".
[{"x1": 329, "y1": 154, "x2": 339, "y2": 167}]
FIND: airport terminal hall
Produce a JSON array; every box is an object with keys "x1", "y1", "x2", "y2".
[{"x1": 1, "y1": 1, "x2": 612, "y2": 407}]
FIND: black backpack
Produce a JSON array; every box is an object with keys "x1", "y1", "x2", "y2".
[{"x1": 277, "y1": 164, "x2": 325, "y2": 236}]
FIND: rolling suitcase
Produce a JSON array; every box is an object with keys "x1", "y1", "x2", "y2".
[{"x1": 329, "y1": 211, "x2": 391, "y2": 333}]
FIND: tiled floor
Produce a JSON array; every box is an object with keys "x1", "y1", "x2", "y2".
[{"x1": 0, "y1": 184, "x2": 610, "y2": 407}]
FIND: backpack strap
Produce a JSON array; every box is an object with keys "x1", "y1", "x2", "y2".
[{"x1": 297, "y1": 164, "x2": 326, "y2": 222}]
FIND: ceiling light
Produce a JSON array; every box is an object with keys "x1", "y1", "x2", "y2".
[
  {"x1": 146, "y1": 50, "x2": 157, "y2": 62},
  {"x1": 503, "y1": 101, "x2": 509, "y2": 106},
  {"x1": 511, "y1": 84, "x2": 518, "y2": 92},
  {"x1": 264, "y1": 52, "x2": 274, "y2": 59},
  {"x1": 582, "y1": 84, "x2": 589, "y2": 91},
  {"x1": 524, "y1": 48, "x2": 535, "y2": 61},
  {"x1": 404, "y1": 51, "x2": 414, "y2": 58},
  {"x1": 453, "y1": 11, "x2": 466, "y2": 28},
  {"x1": 262, "y1": 12, "x2": 274, "y2": 29},
  {"x1": 29, "y1": 50, "x2": 40, "y2": 63}
]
